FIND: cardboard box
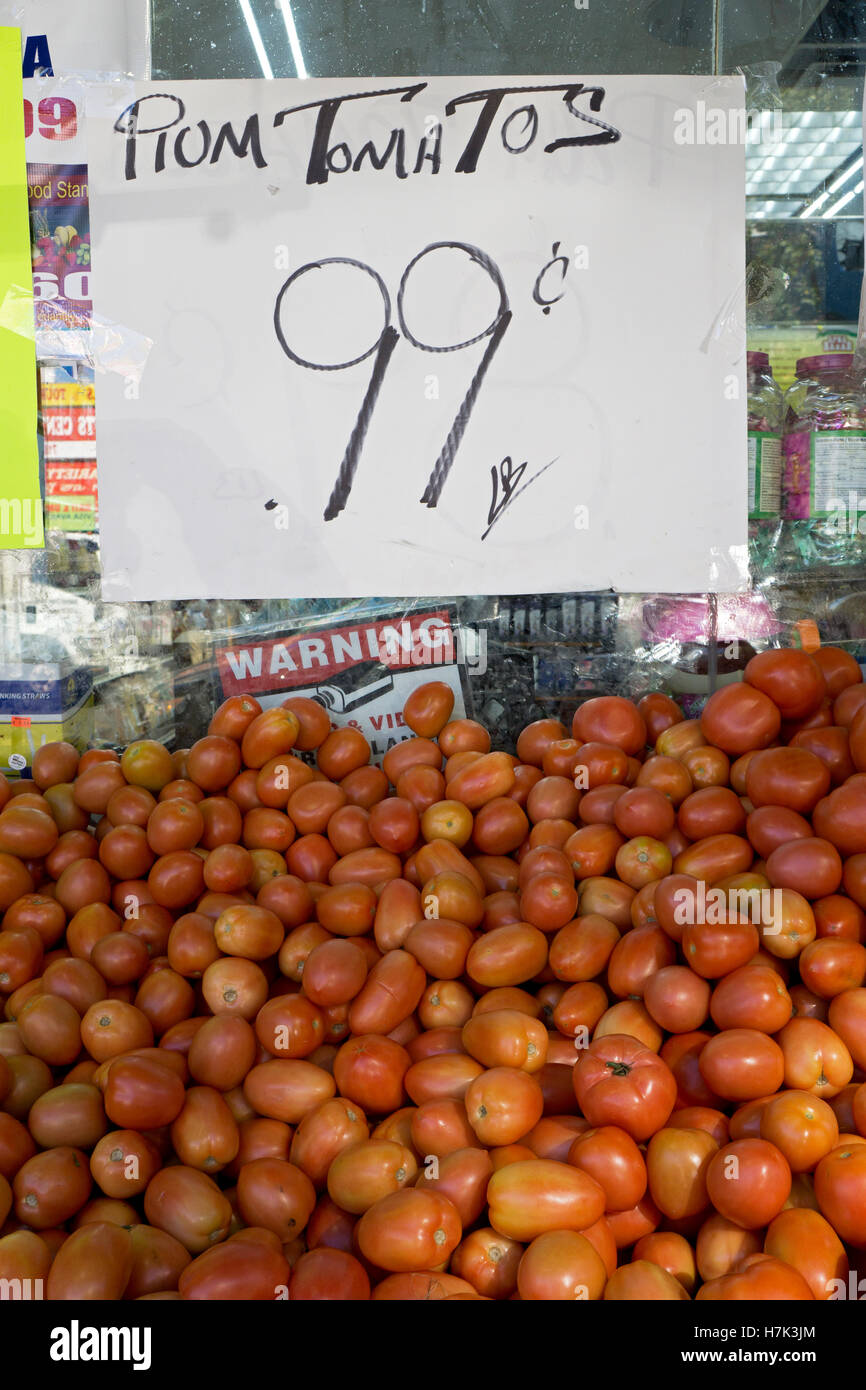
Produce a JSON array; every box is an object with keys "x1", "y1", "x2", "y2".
[{"x1": 0, "y1": 662, "x2": 93, "y2": 777}]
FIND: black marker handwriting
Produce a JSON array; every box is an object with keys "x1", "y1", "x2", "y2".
[
  {"x1": 482, "y1": 455, "x2": 559, "y2": 541},
  {"x1": 115, "y1": 82, "x2": 621, "y2": 182},
  {"x1": 273, "y1": 244, "x2": 513, "y2": 520}
]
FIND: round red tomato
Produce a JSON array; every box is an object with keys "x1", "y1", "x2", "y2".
[
  {"x1": 573, "y1": 1035, "x2": 677, "y2": 1142},
  {"x1": 705, "y1": 1139, "x2": 791, "y2": 1229},
  {"x1": 357, "y1": 1188, "x2": 461, "y2": 1271},
  {"x1": 744, "y1": 649, "x2": 826, "y2": 720},
  {"x1": 572, "y1": 698, "x2": 647, "y2": 757},
  {"x1": 567, "y1": 1124, "x2": 647, "y2": 1212},
  {"x1": 700, "y1": 684, "x2": 781, "y2": 757},
  {"x1": 746, "y1": 747, "x2": 830, "y2": 815},
  {"x1": 814, "y1": 1144, "x2": 866, "y2": 1246},
  {"x1": 697, "y1": 1253, "x2": 814, "y2": 1300}
]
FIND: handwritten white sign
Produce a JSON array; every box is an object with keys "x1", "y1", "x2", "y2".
[{"x1": 86, "y1": 75, "x2": 747, "y2": 600}]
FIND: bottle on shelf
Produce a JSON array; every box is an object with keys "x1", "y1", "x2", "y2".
[
  {"x1": 781, "y1": 352, "x2": 866, "y2": 566},
  {"x1": 747, "y1": 350, "x2": 784, "y2": 576}
]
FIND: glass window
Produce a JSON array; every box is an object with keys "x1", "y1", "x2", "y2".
[{"x1": 4, "y1": 0, "x2": 865, "y2": 771}]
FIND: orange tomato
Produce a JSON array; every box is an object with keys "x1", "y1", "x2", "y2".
[
  {"x1": 356, "y1": 1188, "x2": 462, "y2": 1271},
  {"x1": 486, "y1": 1159, "x2": 605, "y2": 1241}
]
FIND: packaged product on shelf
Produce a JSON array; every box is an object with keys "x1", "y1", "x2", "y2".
[
  {"x1": 747, "y1": 350, "x2": 783, "y2": 520},
  {"x1": 782, "y1": 353, "x2": 866, "y2": 531},
  {"x1": 748, "y1": 324, "x2": 858, "y2": 392},
  {"x1": 0, "y1": 661, "x2": 93, "y2": 777}
]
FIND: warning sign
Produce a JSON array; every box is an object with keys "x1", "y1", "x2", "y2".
[{"x1": 216, "y1": 607, "x2": 473, "y2": 765}]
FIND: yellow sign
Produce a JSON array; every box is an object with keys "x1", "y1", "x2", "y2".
[
  {"x1": 0, "y1": 26, "x2": 42, "y2": 550},
  {"x1": 41, "y1": 380, "x2": 95, "y2": 408}
]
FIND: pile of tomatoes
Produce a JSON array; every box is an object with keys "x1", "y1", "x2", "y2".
[{"x1": 3, "y1": 649, "x2": 866, "y2": 1300}]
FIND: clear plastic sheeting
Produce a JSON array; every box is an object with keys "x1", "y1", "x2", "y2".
[
  {"x1": 738, "y1": 59, "x2": 783, "y2": 119},
  {"x1": 1, "y1": 282, "x2": 153, "y2": 378},
  {"x1": 617, "y1": 591, "x2": 783, "y2": 719}
]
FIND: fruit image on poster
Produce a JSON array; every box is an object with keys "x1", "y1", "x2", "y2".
[
  {"x1": 29, "y1": 160, "x2": 91, "y2": 337},
  {"x1": 22, "y1": 81, "x2": 93, "y2": 355}
]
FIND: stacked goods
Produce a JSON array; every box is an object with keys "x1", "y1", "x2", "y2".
[{"x1": 1, "y1": 650, "x2": 866, "y2": 1300}]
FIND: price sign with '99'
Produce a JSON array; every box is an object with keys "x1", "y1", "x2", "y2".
[{"x1": 86, "y1": 74, "x2": 748, "y2": 602}]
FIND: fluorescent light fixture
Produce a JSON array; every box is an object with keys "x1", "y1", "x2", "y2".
[
  {"x1": 238, "y1": 0, "x2": 273, "y2": 78},
  {"x1": 800, "y1": 190, "x2": 829, "y2": 217},
  {"x1": 798, "y1": 148, "x2": 862, "y2": 218},
  {"x1": 824, "y1": 180, "x2": 864, "y2": 218},
  {"x1": 278, "y1": 0, "x2": 308, "y2": 78},
  {"x1": 826, "y1": 161, "x2": 861, "y2": 196}
]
